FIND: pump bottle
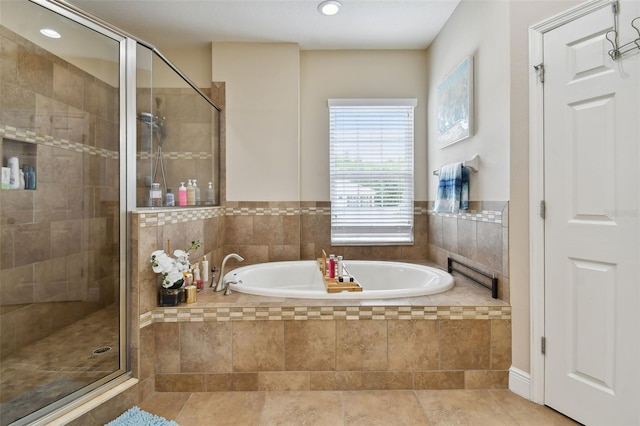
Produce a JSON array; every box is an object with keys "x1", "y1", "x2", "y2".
[
  {"x1": 206, "y1": 182, "x2": 215, "y2": 205},
  {"x1": 186, "y1": 180, "x2": 195, "y2": 205},
  {"x1": 178, "y1": 182, "x2": 187, "y2": 206}
]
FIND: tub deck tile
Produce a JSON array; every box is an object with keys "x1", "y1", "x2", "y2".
[{"x1": 141, "y1": 274, "x2": 510, "y2": 325}]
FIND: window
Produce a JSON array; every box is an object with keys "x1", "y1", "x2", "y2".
[{"x1": 329, "y1": 98, "x2": 416, "y2": 245}]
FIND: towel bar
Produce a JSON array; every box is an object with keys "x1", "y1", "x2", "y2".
[
  {"x1": 447, "y1": 257, "x2": 498, "y2": 299},
  {"x1": 433, "y1": 154, "x2": 479, "y2": 176}
]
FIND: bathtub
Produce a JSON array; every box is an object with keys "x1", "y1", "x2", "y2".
[{"x1": 225, "y1": 260, "x2": 454, "y2": 299}]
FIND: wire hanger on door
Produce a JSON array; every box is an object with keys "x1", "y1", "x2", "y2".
[{"x1": 605, "y1": 2, "x2": 640, "y2": 61}]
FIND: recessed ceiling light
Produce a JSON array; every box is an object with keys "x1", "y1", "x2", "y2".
[
  {"x1": 318, "y1": 0, "x2": 341, "y2": 16},
  {"x1": 40, "y1": 28, "x2": 61, "y2": 39}
]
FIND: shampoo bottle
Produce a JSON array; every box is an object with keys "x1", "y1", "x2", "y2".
[
  {"x1": 165, "y1": 188, "x2": 175, "y2": 206},
  {"x1": 178, "y1": 182, "x2": 187, "y2": 206},
  {"x1": 186, "y1": 179, "x2": 196, "y2": 205},
  {"x1": 202, "y1": 255, "x2": 209, "y2": 283},
  {"x1": 22, "y1": 165, "x2": 30, "y2": 190},
  {"x1": 7, "y1": 157, "x2": 19, "y2": 189},
  {"x1": 27, "y1": 165, "x2": 36, "y2": 190},
  {"x1": 206, "y1": 182, "x2": 215, "y2": 205},
  {"x1": 193, "y1": 179, "x2": 201, "y2": 205},
  {"x1": 329, "y1": 254, "x2": 336, "y2": 279}
]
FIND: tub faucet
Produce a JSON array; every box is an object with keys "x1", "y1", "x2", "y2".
[
  {"x1": 215, "y1": 253, "x2": 244, "y2": 293},
  {"x1": 223, "y1": 279, "x2": 241, "y2": 296}
]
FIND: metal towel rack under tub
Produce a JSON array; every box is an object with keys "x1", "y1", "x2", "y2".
[
  {"x1": 448, "y1": 257, "x2": 498, "y2": 299},
  {"x1": 432, "y1": 154, "x2": 480, "y2": 176}
]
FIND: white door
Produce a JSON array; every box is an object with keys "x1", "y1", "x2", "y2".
[{"x1": 543, "y1": 2, "x2": 639, "y2": 425}]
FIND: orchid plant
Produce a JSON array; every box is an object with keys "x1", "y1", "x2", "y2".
[{"x1": 150, "y1": 240, "x2": 201, "y2": 289}]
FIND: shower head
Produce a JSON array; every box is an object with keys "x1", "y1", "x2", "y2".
[{"x1": 138, "y1": 112, "x2": 154, "y2": 126}]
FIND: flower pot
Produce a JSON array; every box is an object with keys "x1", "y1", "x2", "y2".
[{"x1": 159, "y1": 288, "x2": 182, "y2": 307}]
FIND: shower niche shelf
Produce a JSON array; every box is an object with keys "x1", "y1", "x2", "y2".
[{"x1": 2, "y1": 138, "x2": 38, "y2": 190}]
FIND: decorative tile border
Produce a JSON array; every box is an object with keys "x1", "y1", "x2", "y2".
[
  {"x1": 428, "y1": 209, "x2": 503, "y2": 224},
  {"x1": 138, "y1": 151, "x2": 212, "y2": 161},
  {"x1": 134, "y1": 205, "x2": 504, "y2": 227},
  {"x1": 226, "y1": 206, "x2": 302, "y2": 216},
  {"x1": 136, "y1": 207, "x2": 224, "y2": 227},
  {"x1": 141, "y1": 305, "x2": 510, "y2": 327},
  {"x1": 1, "y1": 125, "x2": 119, "y2": 159},
  {"x1": 136, "y1": 205, "x2": 432, "y2": 225},
  {"x1": 139, "y1": 311, "x2": 153, "y2": 329}
]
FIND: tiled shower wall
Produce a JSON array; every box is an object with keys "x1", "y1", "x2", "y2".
[
  {"x1": 0, "y1": 26, "x2": 120, "y2": 358},
  {"x1": 136, "y1": 87, "x2": 217, "y2": 207}
]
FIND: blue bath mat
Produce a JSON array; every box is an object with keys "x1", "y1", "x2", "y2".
[{"x1": 105, "y1": 406, "x2": 179, "y2": 426}]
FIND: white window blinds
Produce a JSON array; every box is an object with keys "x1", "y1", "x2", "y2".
[{"x1": 329, "y1": 98, "x2": 416, "y2": 245}]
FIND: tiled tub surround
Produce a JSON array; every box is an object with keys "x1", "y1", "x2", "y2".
[
  {"x1": 222, "y1": 200, "x2": 431, "y2": 264},
  {"x1": 143, "y1": 276, "x2": 511, "y2": 394},
  {"x1": 0, "y1": 23, "x2": 120, "y2": 359},
  {"x1": 428, "y1": 201, "x2": 510, "y2": 301}
]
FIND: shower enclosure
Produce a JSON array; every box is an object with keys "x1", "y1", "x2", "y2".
[
  {"x1": 0, "y1": 0, "x2": 220, "y2": 424},
  {"x1": 136, "y1": 45, "x2": 221, "y2": 208}
]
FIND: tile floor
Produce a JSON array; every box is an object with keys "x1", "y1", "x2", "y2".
[
  {"x1": 140, "y1": 389, "x2": 580, "y2": 426},
  {"x1": 0, "y1": 305, "x2": 119, "y2": 426}
]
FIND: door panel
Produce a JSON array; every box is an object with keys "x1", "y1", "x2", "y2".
[{"x1": 543, "y1": 2, "x2": 639, "y2": 425}]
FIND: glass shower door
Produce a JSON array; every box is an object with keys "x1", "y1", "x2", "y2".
[{"x1": 0, "y1": 1, "x2": 126, "y2": 424}]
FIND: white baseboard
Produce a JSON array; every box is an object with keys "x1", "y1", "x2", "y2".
[{"x1": 509, "y1": 366, "x2": 531, "y2": 400}]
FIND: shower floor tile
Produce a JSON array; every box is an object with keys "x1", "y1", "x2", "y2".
[{"x1": 0, "y1": 304, "x2": 119, "y2": 426}]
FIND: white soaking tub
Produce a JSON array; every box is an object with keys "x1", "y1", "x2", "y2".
[{"x1": 225, "y1": 260, "x2": 454, "y2": 299}]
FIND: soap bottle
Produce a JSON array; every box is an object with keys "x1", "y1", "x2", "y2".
[
  {"x1": 202, "y1": 255, "x2": 209, "y2": 283},
  {"x1": 7, "y1": 157, "x2": 20, "y2": 189},
  {"x1": 165, "y1": 188, "x2": 175, "y2": 206},
  {"x1": 178, "y1": 182, "x2": 187, "y2": 206},
  {"x1": 27, "y1": 165, "x2": 36, "y2": 190},
  {"x1": 337, "y1": 255, "x2": 343, "y2": 278},
  {"x1": 186, "y1": 179, "x2": 196, "y2": 205},
  {"x1": 206, "y1": 182, "x2": 215, "y2": 205},
  {"x1": 150, "y1": 182, "x2": 163, "y2": 207},
  {"x1": 22, "y1": 165, "x2": 30, "y2": 190},
  {"x1": 329, "y1": 254, "x2": 336, "y2": 279},
  {"x1": 193, "y1": 179, "x2": 201, "y2": 205}
]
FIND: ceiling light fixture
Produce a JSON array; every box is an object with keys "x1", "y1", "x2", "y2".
[
  {"x1": 318, "y1": 0, "x2": 341, "y2": 16},
  {"x1": 40, "y1": 28, "x2": 61, "y2": 39}
]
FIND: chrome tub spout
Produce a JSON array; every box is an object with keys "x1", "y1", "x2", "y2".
[{"x1": 214, "y1": 253, "x2": 244, "y2": 292}]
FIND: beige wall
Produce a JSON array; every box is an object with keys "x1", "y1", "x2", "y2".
[
  {"x1": 508, "y1": 0, "x2": 582, "y2": 374},
  {"x1": 300, "y1": 50, "x2": 429, "y2": 201},
  {"x1": 162, "y1": 46, "x2": 212, "y2": 88},
  {"x1": 209, "y1": 46, "x2": 429, "y2": 202},
  {"x1": 211, "y1": 42, "x2": 300, "y2": 201},
  {"x1": 426, "y1": 0, "x2": 510, "y2": 202}
]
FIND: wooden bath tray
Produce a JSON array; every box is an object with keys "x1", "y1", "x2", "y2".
[{"x1": 317, "y1": 258, "x2": 363, "y2": 293}]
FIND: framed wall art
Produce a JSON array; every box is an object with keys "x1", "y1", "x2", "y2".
[{"x1": 436, "y1": 55, "x2": 474, "y2": 148}]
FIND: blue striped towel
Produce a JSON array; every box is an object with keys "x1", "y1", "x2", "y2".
[{"x1": 434, "y1": 162, "x2": 469, "y2": 213}]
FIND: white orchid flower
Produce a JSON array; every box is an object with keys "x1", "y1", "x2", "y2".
[{"x1": 152, "y1": 240, "x2": 201, "y2": 291}]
